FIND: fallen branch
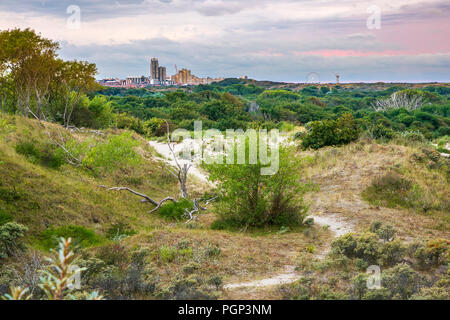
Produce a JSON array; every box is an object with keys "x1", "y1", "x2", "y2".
[
  {"x1": 46, "y1": 129, "x2": 82, "y2": 166},
  {"x1": 100, "y1": 186, "x2": 216, "y2": 219},
  {"x1": 184, "y1": 196, "x2": 218, "y2": 222},
  {"x1": 148, "y1": 196, "x2": 178, "y2": 213},
  {"x1": 100, "y1": 186, "x2": 159, "y2": 206}
]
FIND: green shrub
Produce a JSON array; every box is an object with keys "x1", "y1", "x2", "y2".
[
  {"x1": 354, "y1": 233, "x2": 380, "y2": 264},
  {"x1": 331, "y1": 233, "x2": 358, "y2": 258},
  {"x1": 0, "y1": 222, "x2": 28, "y2": 260},
  {"x1": 382, "y1": 264, "x2": 418, "y2": 299},
  {"x1": 82, "y1": 132, "x2": 141, "y2": 173},
  {"x1": 362, "y1": 173, "x2": 425, "y2": 210},
  {"x1": 370, "y1": 221, "x2": 396, "y2": 242},
  {"x1": 15, "y1": 141, "x2": 65, "y2": 169},
  {"x1": 351, "y1": 273, "x2": 369, "y2": 299},
  {"x1": 206, "y1": 146, "x2": 308, "y2": 229},
  {"x1": 302, "y1": 113, "x2": 359, "y2": 149},
  {"x1": 208, "y1": 275, "x2": 223, "y2": 290},
  {"x1": 145, "y1": 118, "x2": 170, "y2": 137},
  {"x1": 159, "y1": 246, "x2": 178, "y2": 263},
  {"x1": 331, "y1": 232, "x2": 380, "y2": 264},
  {"x1": 114, "y1": 113, "x2": 146, "y2": 135},
  {"x1": 0, "y1": 210, "x2": 13, "y2": 226},
  {"x1": 182, "y1": 262, "x2": 200, "y2": 275},
  {"x1": 158, "y1": 199, "x2": 193, "y2": 221},
  {"x1": 414, "y1": 239, "x2": 449, "y2": 270},
  {"x1": 39, "y1": 225, "x2": 102, "y2": 250},
  {"x1": 369, "y1": 123, "x2": 395, "y2": 140},
  {"x1": 379, "y1": 240, "x2": 406, "y2": 267}
]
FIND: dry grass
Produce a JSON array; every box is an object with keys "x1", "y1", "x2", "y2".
[
  {"x1": 299, "y1": 140, "x2": 449, "y2": 241},
  {"x1": 2, "y1": 114, "x2": 447, "y2": 300}
]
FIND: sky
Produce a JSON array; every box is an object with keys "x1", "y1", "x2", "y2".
[{"x1": 1, "y1": 0, "x2": 449, "y2": 83}]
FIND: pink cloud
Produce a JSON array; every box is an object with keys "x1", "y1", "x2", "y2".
[{"x1": 297, "y1": 49, "x2": 413, "y2": 57}]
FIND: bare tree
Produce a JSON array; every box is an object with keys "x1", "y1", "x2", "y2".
[
  {"x1": 12, "y1": 250, "x2": 44, "y2": 295},
  {"x1": 372, "y1": 91, "x2": 424, "y2": 112},
  {"x1": 164, "y1": 120, "x2": 191, "y2": 199}
]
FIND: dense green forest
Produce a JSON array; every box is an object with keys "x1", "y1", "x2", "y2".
[{"x1": 98, "y1": 81, "x2": 450, "y2": 144}]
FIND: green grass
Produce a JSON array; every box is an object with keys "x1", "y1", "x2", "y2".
[
  {"x1": 38, "y1": 225, "x2": 103, "y2": 251},
  {"x1": 0, "y1": 210, "x2": 13, "y2": 225},
  {"x1": 158, "y1": 198, "x2": 193, "y2": 221},
  {"x1": 0, "y1": 113, "x2": 180, "y2": 239}
]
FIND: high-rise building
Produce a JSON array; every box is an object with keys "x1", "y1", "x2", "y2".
[
  {"x1": 150, "y1": 58, "x2": 159, "y2": 80},
  {"x1": 158, "y1": 66, "x2": 167, "y2": 83}
]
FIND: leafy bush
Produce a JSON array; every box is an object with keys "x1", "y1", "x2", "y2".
[
  {"x1": 202, "y1": 244, "x2": 221, "y2": 258},
  {"x1": 158, "y1": 199, "x2": 193, "y2": 221},
  {"x1": 331, "y1": 233, "x2": 357, "y2": 258},
  {"x1": 370, "y1": 221, "x2": 396, "y2": 242},
  {"x1": 353, "y1": 233, "x2": 380, "y2": 264},
  {"x1": 114, "y1": 113, "x2": 146, "y2": 135},
  {"x1": 82, "y1": 132, "x2": 141, "y2": 173},
  {"x1": 207, "y1": 146, "x2": 308, "y2": 229},
  {"x1": 0, "y1": 222, "x2": 27, "y2": 260},
  {"x1": 39, "y1": 225, "x2": 102, "y2": 250},
  {"x1": 382, "y1": 264, "x2": 418, "y2": 299},
  {"x1": 414, "y1": 239, "x2": 449, "y2": 270},
  {"x1": 331, "y1": 232, "x2": 380, "y2": 264},
  {"x1": 145, "y1": 118, "x2": 170, "y2": 137},
  {"x1": 302, "y1": 113, "x2": 359, "y2": 149},
  {"x1": 368, "y1": 123, "x2": 395, "y2": 140},
  {"x1": 78, "y1": 252, "x2": 156, "y2": 299},
  {"x1": 15, "y1": 140, "x2": 65, "y2": 169},
  {"x1": 379, "y1": 240, "x2": 406, "y2": 267}
]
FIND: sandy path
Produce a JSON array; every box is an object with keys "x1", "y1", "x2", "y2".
[
  {"x1": 223, "y1": 213, "x2": 354, "y2": 290},
  {"x1": 148, "y1": 139, "x2": 211, "y2": 184},
  {"x1": 149, "y1": 137, "x2": 355, "y2": 290}
]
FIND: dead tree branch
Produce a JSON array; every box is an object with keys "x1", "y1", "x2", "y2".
[
  {"x1": 45, "y1": 128, "x2": 82, "y2": 166},
  {"x1": 148, "y1": 196, "x2": 178, "y2": 213},
  {"x1": 164, "y1": 119, "x2": 191, "y2": 198},
  {"x1": 183, "y1": 196, "x2": 218, "y2": 222},
  {"x1": 100, "y1": 186, "x2": 159, "y2": 207}
]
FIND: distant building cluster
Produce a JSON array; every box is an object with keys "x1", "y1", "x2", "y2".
[{"x1": 98, "y1": 57, "x2": 225, "y2": 88}]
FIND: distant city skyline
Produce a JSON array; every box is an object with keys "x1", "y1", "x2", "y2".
[{"x1": 0, "y1": 0, "x2": 449, "y2": 83}]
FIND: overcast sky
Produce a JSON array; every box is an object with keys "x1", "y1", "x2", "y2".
[{"x1": 1, "y1": 0, "x2": 449, "y2": 82}]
